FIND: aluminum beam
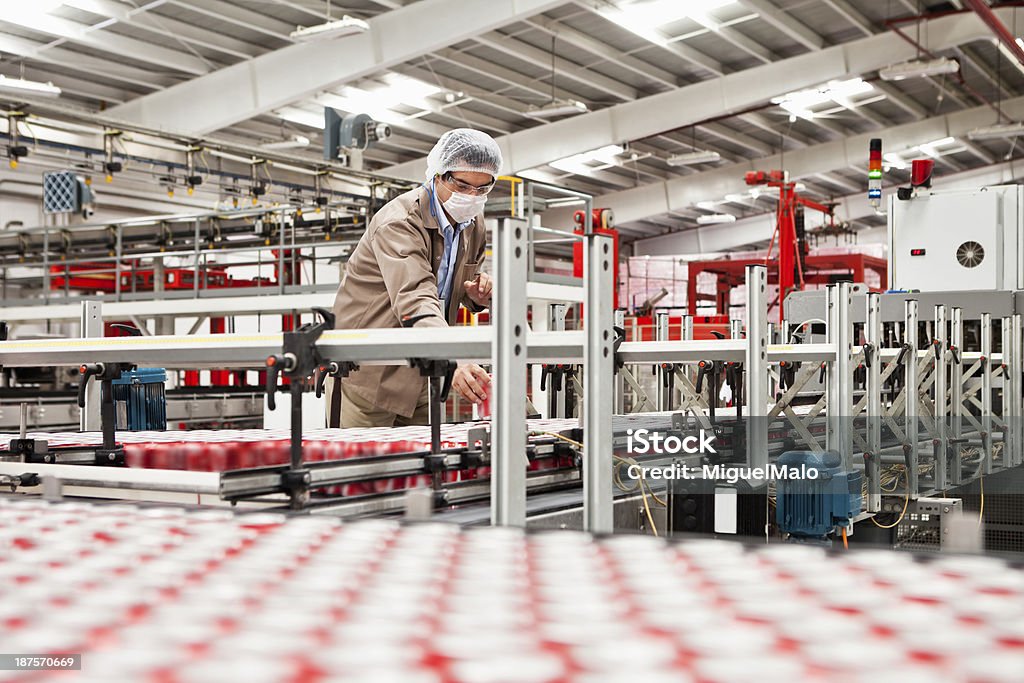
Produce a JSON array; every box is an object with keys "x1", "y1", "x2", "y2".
[
  {"x1": 385, "y1": 9, "x2": 999, "y2": 180},
  {"x1": 108, "y1": 0, "x2": 567, "y2": 134}
]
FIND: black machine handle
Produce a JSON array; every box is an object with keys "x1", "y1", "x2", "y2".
[
  {"x1": 315, "y1": 362, "x2": 337, "y2": 398},
  {"x1": 695, "y1": 360, "x2": 711, "y2": 393},
  {"x1": 77, "y1": 363, "x2": 103, "y2": 408},
  {"x1": 265, "y1": 354, "x2": 295, "y2": 411}
]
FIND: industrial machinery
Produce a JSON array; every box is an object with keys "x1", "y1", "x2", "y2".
[
  {"x1": 889, "y1": 183, "x2": 1024, "y2": 291},
  {"x1": 687, "y1": 169, "x2": 886, "y2": 320}
]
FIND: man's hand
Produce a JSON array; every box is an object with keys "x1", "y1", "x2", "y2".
[
  {"x1": 464, "y1": 272, "x2": 493, "y2": 307},
  {"x1": 452, "y1": 363, "x2": 491, "y2": 403}
]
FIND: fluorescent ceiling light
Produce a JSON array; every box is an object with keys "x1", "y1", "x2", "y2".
[
  {"x1": 290, "y1": 15, "x2": 369, "y2": 41},
  {"x1": 666, "y1": 150, "x2": 721, "y2": 165},
  {"x1": 771, "y1": 78, "x2": 872, "y2": 121},
  {"x1": 696, "y1": 201, "x2": 717, "y2": 210},
  {"x1": 968, "y1": 122, "x2": 1024, "y2": 140},
  {"x1": 995, "y1": 39, "x2": 1024, "y2": 76},
  {"x1": 879, "y1": 57, "x2": 959, "y2": 81},
  {"x1": 917, "y1": 136, "x2": 957, "y2": 158},
  {"x1": 260, "y1": 134, "x2": 310, "y2": 150},
  {"x1": 550, "y1": 145, "x2": 624, "y2": 175},
  {"x1": 318, "y1": 75, "x2": 440, "y2": 125},
  {"x1": 696, "y1": 213, "x2": 736, "y2": 225},
  {"x1": 0, "y1": 75, "x2": 61, "y2": 99},
  {"x1": 599, "y1": 0, "x2": 736, "y2": 46},
  {"x1": 883, "y1": 152, "x2": 908, "y2": 170},
  {"x1": 525, "y1": 98, "x2": 588, "y2": 119}
]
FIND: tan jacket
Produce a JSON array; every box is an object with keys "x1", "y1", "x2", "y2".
[{"x1": 332, "y1": 184, "x2": 486, "y2": 417}]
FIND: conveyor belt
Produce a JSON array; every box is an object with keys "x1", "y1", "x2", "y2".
[{"x1": 1, "y1": 497, "x2": 1022, "y2": 682}]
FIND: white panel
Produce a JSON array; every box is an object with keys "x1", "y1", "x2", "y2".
[
  {"x1": 890, "y1": 187, "x2": 1014, "y2": 291},
  {"x1": 713, "y1": 487, "x2": 738, "y2": 534}
]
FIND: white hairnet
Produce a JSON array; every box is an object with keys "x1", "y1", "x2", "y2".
[{"x1": 425, "y1": 128, "x2": 503, "y2": 180}]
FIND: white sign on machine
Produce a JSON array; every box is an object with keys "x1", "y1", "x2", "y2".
[{"x1": 888, "y1": 185, "x2": 1024, "y2": 292}]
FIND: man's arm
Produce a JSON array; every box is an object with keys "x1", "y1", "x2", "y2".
[{"x1": 372, "y1": 221, "x2": 446, "y2": 328}]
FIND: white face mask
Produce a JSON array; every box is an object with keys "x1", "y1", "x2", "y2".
[{"x1": 443, "y1": 190, "x2": 487, "y2": 223}]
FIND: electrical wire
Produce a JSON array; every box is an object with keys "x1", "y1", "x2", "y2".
[
  {"x1": 978, "y1": 474, "x2": 984, "y2": 528},
  {"x1": 529, "y1": 430, "x2": 664, "y2": 534},
  {"x1": 871, "y1": 468, "x2": 910, "y2": 529}
]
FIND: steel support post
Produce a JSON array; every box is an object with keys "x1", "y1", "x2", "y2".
[
  {"x1": 835, "y1": 282, "x2": 853, "y2": 471},
  {"x1": 933, "y1": 305, "x2": 948, "y2": 490},
  {"x1": 79, "y1": 301, "x2": 102, "y2": 431},
  {"x1": 905, "y1": 300, "x2": 920, "y2": 496},
  {"x1": 745, "y1": 265, "x2": 768, "y2": 470},
  {"x1": 491, "y1": 217, "x2": 529, "y2": 527},
  {"x1": 981, "y1": 313, "x2": 993, "y2": 475},
  {"x1": 865, "y1": 293, "x2": 882, "y2": 513},
  {"x1": 655, "y1": 311, "x2": 669, "y2": 411},
  {"x1": 614, "y1": 309, "x2": 625, "y2": 414},
  {"x1": 949, "y1": 307, "x2": 963, "y2": 486},
  {"x1": 826, "y1": 286, "x2": 838, "y2": 453},
  {"x1": 583, "y1": 232, "x2": 615, "y2": 533},
  {"x1": 1012, "y1": 314, "x2": 1023, "y2": 468},
  {"x1": 1001, "y1": 317, "x2": 1012, "y2": 472},
  {"x1": 549, "y1": 304, "x2": 568, "y2": 419},
  {"x1": 681, "y1": 314, "x2": 693, "y2": 386}
]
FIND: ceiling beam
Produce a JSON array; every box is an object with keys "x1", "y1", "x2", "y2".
[
  {"x1": 822, "y1": 0, "x2": 874, "y2": 37},
  {"x1": 0, "y1": 11, "x2": 212, "y2": 75},
  {"x1": 542, "y1": 95, "x2": 1024, "y2": 229},
  {"x1": 107, "y1": 0, "x2": 568, "y2": 135},
  {"x1": 0, "y1": 33, "x2": 174, "y2": 91},
  {"x1": 571, "y1": 0, "x2": 724, "y2": 76},
  {"x1": 65, "y1": 0, "x2": 260, "y2": 60},
  {"x1": 386, "y1": 9, "x2": 1000, "y2": 180},
  {"x1": 430, "y1": 48, "x2": 587, "y2": 105},
  {"x1": 738, "y1": 0, "x2": 823, "y2": 51},
  {"x1": 474, "y1": 33, "x2": 637, "y2": 101},
  {"x1": 524, "y1": 16, "x2": 679, "y2": 89}
]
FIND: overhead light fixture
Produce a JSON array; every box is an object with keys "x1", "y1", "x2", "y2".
[
  {"x1": 879, "y1": 57, "x2": 959, "y2": 82},
  {"x1": 290, "y1": 15, "x2": 369, "y2": 41},
  {"x1": 772, "y1": 78, "x2": 873, "y2": 120},
  {"x1": 917, "y1": 136, "x2": 957, "y2": 158},
  {"x1": 994, "y1": 38, "x2": 1024, "y2": 76},
  {"x1": 666, "y1": 149, "x2": 721, "y2": 165},
  {"x1": 260, "y1": 134, "x2": 311, "y2": 150},
  {"x1": 967, "y1": 122, "x2": 1024, "y2": 140},
  {"x1": 550, "y1": 145, "x2": 624, "y2": 175},
  {"x1": 526, "y1": 98, "x2": 589, "y2": 119},
  {"x1": 696, "y1": 213, "x2": 737, "y2": 225},
  {"x1": 0, "y1": 75, "x2": 61, "y2": 99},
  {"x1": 599, "y1": 0, "x2": 737, "y2": 47}
]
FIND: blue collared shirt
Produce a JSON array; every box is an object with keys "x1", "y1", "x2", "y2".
[{"x1": 429, "y1": 178, "x2": 472, "y2": 309}]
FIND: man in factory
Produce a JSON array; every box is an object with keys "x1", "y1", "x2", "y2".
[{"x1": 328, "y1": 129, "x2": 501, "y2": 428}]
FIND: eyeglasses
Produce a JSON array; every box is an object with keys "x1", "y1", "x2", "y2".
[{"x1": 441, "y1": 172, "x2": 496, "y2": 196}]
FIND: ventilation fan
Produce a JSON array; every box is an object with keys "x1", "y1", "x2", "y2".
[{"x1": 956, "y1": 241, "x2": 985, "y2": 268}]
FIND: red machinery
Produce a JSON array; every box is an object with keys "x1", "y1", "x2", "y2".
[
  {"x1": 687, "y1": 170, "x2": 887, "y2": 319},
  {"x1": 572, "y1": 208, "x2": 620, "y2": 308}
]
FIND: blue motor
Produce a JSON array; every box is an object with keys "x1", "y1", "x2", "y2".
[
  {"x1": 111, "y1": 368, "x2": 167, "y2": 431},
  {"x1": 775, "y1": 450, "x2": 861, "y2": 541}
]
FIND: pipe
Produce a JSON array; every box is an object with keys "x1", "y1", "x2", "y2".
[{"x1": 964, "y1": 0, "x2": 1024, "y2": 69}]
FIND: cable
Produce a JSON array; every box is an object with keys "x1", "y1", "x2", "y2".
[
  {"x1": 871, "y1": 468, "x2": 910, "y2": 529},
  {"x1": 529, "y1": 429, "x2": 665, "y2": 531},
  {"x1": 639, "y1": 478, "x2": 659, "y2": 537},
  {"x1": 841, "y1": 526, "x2": 849, "y2": 549},
  {"x1": 978, "y1": 474, "x2": 984, "y2": 528}
]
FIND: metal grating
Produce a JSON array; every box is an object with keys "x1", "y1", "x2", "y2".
[{"x1": 42, "y1": 170, "x2": 81, "y2": 214}]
